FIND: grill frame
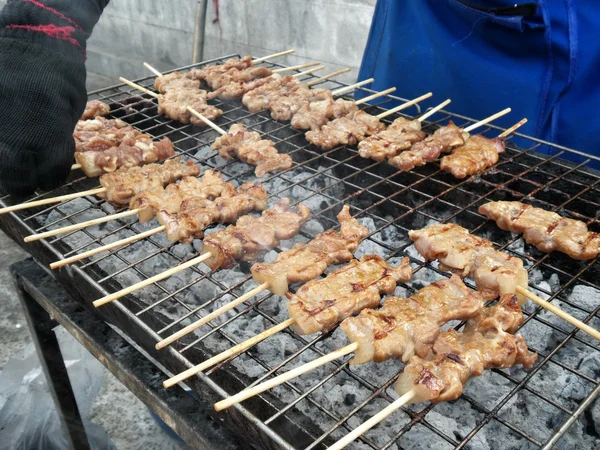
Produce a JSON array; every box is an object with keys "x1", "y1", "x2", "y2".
[{"x1": 1, "y1": 54, "x2": 599, "y2": 450}]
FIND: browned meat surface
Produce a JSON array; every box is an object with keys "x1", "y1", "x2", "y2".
[
  {"x1": 242, "y1": 75, "x2": 298, "y2": 112},
  {"x1": 205, "y1": 66, "x2": 273, "y2": 90},
  {"x1": 358, "y1": 117, "x2": 426, "y2": 161},
  {"x1": 75, "y1": 136, "x2": 175, "y2": 178},
  {"x1": 396, "y1": 294, "x2": 537, "y2": 403},
  {"x1": 340, "y1": 275, "x2": 484, "y2": 365},
  {"x1": 130, "y1": 170, "x2": 234, "y2": 223},
  {"x1": 74, "y1": 117, "x2": 139, "y2": 153},
  {"x1": 440, "y1": 135, "x2": 505, "y2": 179},
  {"x1": 98, "y1": 158, "x2": 200, "y2": 208},
  {"x1": 269, "y1": 88, "x2": 333, "y2": 122},
  {"x1": 187, "y1": 56, "x2": 254, "y2": 82},
  {"x1": 207, "y1": 74, "x2": 279, "y2": 101},
  {"x1": 211, "y1": 124, "x2": 293, "y2": 177},
  {"x1": 157, "y1": 182, "x2": 268, "y2": 242},
  {"x1": 408, "y1": 223, "x2": 529, "y2": 303},
  {"x1": 81, "y1": 100, "x2": 110, "y2": 120},
  {"x1": 251, "y1": 205, "x2": 369, "y2": 295},
  {"x1": 479, "y1": 201, "x2": 600, "y2": 260},
  {"x1": 291, "y1": 98, "x2": 359, "y2": 131},
  {"x1": 157, "y1": 86, "x2": 223, "y2": 125},
  {"x1": 289, "y1": 256, "x2": 412, "y2": 335},
  {"x1": 201, "y1": 198, "x2": 311, "y2": 270},
  {"x1": 388, "y1": 121, "x2": 469, "y2": 171},
  {"x1": 154, "y1": 71, "x2": 201, "y2": 94},
  {"x1": 305, "y1": 110, "x2": 386, "y2": 150}
]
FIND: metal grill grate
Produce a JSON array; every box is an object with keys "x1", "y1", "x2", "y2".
[{"x1": 1, "y1": 54, "x2": 599, "y2": 450}]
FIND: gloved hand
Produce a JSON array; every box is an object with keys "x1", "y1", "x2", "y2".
[{"x1": 0, "y1": 0, "x2": 109, "y2": 196}]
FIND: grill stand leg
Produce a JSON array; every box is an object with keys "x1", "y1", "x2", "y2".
[{"x1": 14, "y1": 269, "x2": 92, "y2": 450}]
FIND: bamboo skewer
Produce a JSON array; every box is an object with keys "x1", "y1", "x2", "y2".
[
  {"x1": 306, "y1": 68, "x2": 352, "y2": 87},
  {"x1": 331, "y1": 78, "x2": 374, "y2": 96},
  {"x1": 186, "y1": 107, "x2": 226, "y2": 134},
  {"x1": 464, "y1": 107, "x2": 511, "y2": 133},
  {"x1": 418, "y1": 99, "x2": 452, "y2": 122},
  {"x1": 93, "y1": 252, "x2": 211, "y2": 307},
  {"x1": 252, "y1": 49, "x2": 295, "y2": 63},
  {"x1": 143, "y1": 62, "x2": 162, "y2": 77},
  {"x1": 162, "y1": 318, "x2": 295, "y2": 388},
  {"x1": 71, "y1": 163, "x2": 82, "y2": 171},
  {"x1": 119, "y1": 77, "x2": 159, "y2": 98},
  {"x1": 328, "y1": 390, "x2": 417, "y2": 450},
  {"x1": 50, "y1": 225, "x2": 165, "y2": 270},
  {"x1": 376, "y1": 92, "x2": 434, "y2": 119},
  {"x1": 155, "y1": 282, "x2": 270, "y2": 350},
  {"x1": 24, "y1": 208, "x2": 140, "y2": 243},
  {"x1": 291, "y1": 65, "x2": 325, "y2": 78},
  {"x1": 354, "y1": 87, "x2": 397, "y2": 105},
  {"x1": 271, "y1": 62, "x2": 320, "y2": 73},
  {"x1": 0, "y1": 187, "x2": 106, "y2": 215},
  {"x1": 498, "y1": 118, "x2": 528, "y2": 138}
]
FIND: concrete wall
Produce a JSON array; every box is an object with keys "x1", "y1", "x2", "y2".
[{"x1": 84, "y1": 0, "x2": 376, "y2": 84}]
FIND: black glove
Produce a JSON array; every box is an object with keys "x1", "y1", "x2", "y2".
[{"x1": 0, "y1": 0, "x2": 109, "y2": 196}]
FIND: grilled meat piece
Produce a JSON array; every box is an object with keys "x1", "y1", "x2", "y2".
[
  {"x1": 408, "y1": 223, "x2": 529, "y2": 303},
  {"x1": 74, "y1": 117, "x2": 139, "y2": 153},
  {"x1": 157, "y1": 86, "x2": 223, "y2": 125},
  {"x1": 211, "y1": 124, "x2": 293, "y2": 177},
  {"x1": 187, "y1": 56, "x2": 254, "y2": 82},
  {"x1": 201, "y1": 198, "x2": 311, "y2": 270},
  {"x1": 130, "y1": 170, "x2": 235, "y2": 223},
  {"x1": 75, "y1": 136, "x2": 175, "y2": 178},
  {"x1": 305, "y1": 110, "x2": 386, "y2": 150},
  {"x1": 157, "y1": 182, "x2": 268, "y2": 242},
  {"x1": 440, "y1": 135, "x2": 505, "y2": 179},
  {"x1": 251, "y1": 205, "x2": 369, "y2": 295},
  {"x1": 479, "y1": 201, "x2": 600, "y2": 260},
  {"x1": 81, "y1": 100, "x2": 110, "y2": 120},
  {"x1": 207, "y1": 74, "x2": 280, "y2": 101},
  {"x1": 388, "y1": 121, "x2": 469, "y2": 171},
  {"x1": 358, "y1": 117, "x2": 426, "y2": 161},
  {"x1": 154, "y1": 71, "x2": 202, "y2": 94},
  {"x1": 396, "y1": 294, "x2": 537, "y2": 403},
  {"x1": 205, "y1": 66, "x2": 273, "y2": 91},
  {"x1": 242, "y1": 75, "x2": 299, "y2": 113},
  {"x1": 289, "y1": 255, "x2": 412, "y2": 335},
  {"x1": 269, "y1": 88, "x2": 333, "y2": 122},
  {"x1": 340, "y1": 275, "x2": 484, "y2": 365},
  {"x1": 291, "y1": 98, "x2": 359, "y2": 131},
  {"x1": 98, "y1": 158, "x2": 200, "y2": 208}
]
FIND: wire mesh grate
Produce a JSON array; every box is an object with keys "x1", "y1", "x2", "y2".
[{"x1": 1, "y1": 54, "x2": 599, "y2": 450}]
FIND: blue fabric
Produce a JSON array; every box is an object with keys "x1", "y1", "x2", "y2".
[{"x1": 358, "y1": 0, "x2": 599, "y2": 163}]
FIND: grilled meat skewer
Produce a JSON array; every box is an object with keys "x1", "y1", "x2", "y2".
[
  {"x1": 479, "y1": 201, "x2": 600, "y2": 260},
  {"x1": 305, "y1": 110, "x2": 386, "y2": 150},
  {"x1": 81, "y1": 99, "x2": 110, "y2": 120},
  {"x1": 440, "y1": 135, "x2": 505, "y2": 179},
  {"x1": 358, "y1": 117, "x2": 426, "y2": 161}
]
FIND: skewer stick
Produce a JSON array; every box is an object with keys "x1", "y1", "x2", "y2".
[
  {"x1": 418, "y1": 99, "x2": 452, "y2": 122},
  {"x1": 0, "y1": 187, "x2": 106, "y2": 215},
  {"x1": 93, "y1": 252, "x2": 211, "y2": 307},
  {"x1": 271, "y1": 62, "x2": 320, "y2": 73},
  {"x1": 214, "y1": 342, "x2": 359, "y2": 411},
  {"x1": 291, "y1": 65, "x2": 325, "y2": 78},
  {"x1": 156, "y1": 282, "x2": 270, "y2": 350},
  {"x1": 119, "y1": 77, "x2": 159, "y2": 98},
  {"x1": 516, "y1": 286, "x2": 600, "y2": 341},
  {"x1": 24, "y1": 209, "x2": 140, "y2": 243},
  {"x1": 498, "y1": 118, "x2": 528, "y2": 138},
  {"x1": 186, "y1": 107, "x2": 227, "y2": 134},
  {"x1": 331, "y1": 78, "x2": 374, "y2": 97},
  {"x1": 50, "y1": 225, "x2": 165, "y2": 270},
  {"x1": 306, "y1": 68, "x2": 352, "y2": 87},
  {"x1": 252, "y1": 49, "x2": 295, "y2": 63},
  {"x1": 71, "y1": 163, "x2": 82, "y2": 171},
  {"x1": 163, "y1": 318, "x2": 295, "y2": 388},
  {"x1": 143, "y1": 62, "x2": 162, "y2": 77},
  {"x1": 328, "y1": 390, "x2": 417, "y2": 450},
  {"x1": 354, "y1": 87, "x2": 397, "y2": 105},
  {"x1": 376, "y1": 92, "x2": 433, "y2": 119},
  {"x1": 463, "y1": 107, "x2": 511, "y2": 133}
]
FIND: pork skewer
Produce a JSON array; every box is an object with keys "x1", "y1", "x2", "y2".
[
  {"x1": 305, "y1": 92, "x2": 434, "y2": 150},
  {"x1": 388, "y1": 107, "x2": 511, "y2": 171},
  {"x1": 213, "y1": 275, "x2": 483, "y2": 410},
  {"x1": 328, "y1": 294, "x2": 537, "y2": 450},
  {"x1": 92, "y1": 197, "x2": 309, "y2": 308},
  {"x1": 81, "y1": 99, "x2": 110, "y2": 120},
  {"x1": 440, "y1": 118, "x2": 528, "y2": 178},
  {"x1": 162, "y1": 254, "x2": 411, "y2": 389},
  {"x1": 410, "y1": 223, "x2": 600, "y2": 340},
  {"x1": 0, "y1": 158, "x2": 199, "y2": 215},
  {"x1": 478, "y1": 200, "x2": 600, "y2": 260}
]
